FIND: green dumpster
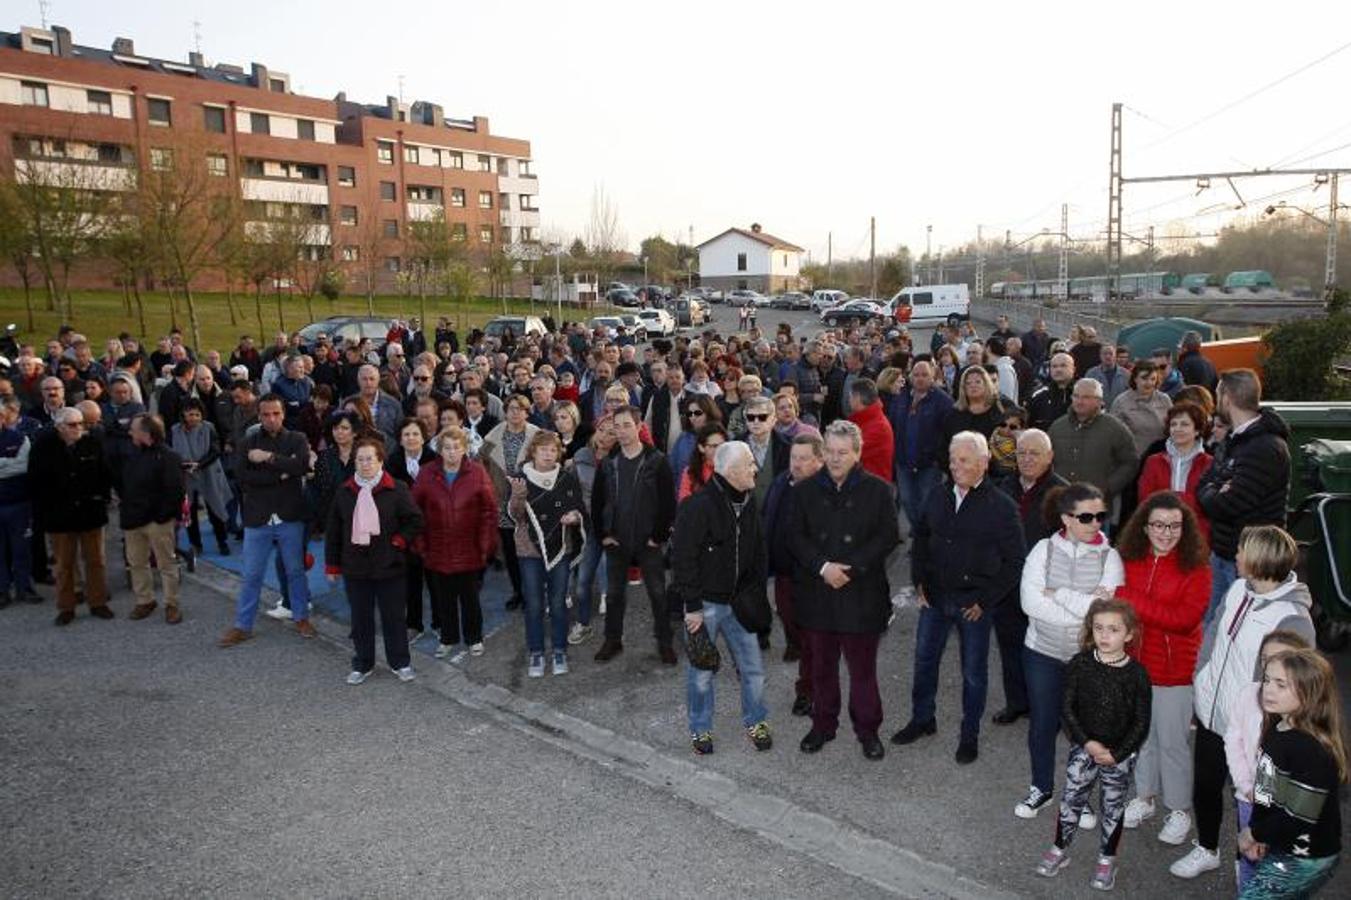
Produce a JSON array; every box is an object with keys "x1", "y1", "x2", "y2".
[
  {"x1": 1116, "y1": 317, "x2": 1217, "y2": 360},
  {"x1": 1263, "y1": 403, "x2": 1351, "y2": 509}
]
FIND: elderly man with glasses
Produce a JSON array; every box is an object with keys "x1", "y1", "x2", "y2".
[{"x1": 30, "y1": 407, "x2": 113, "y2": 624}]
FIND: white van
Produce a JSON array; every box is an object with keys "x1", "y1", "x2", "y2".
[{"x1": 887, "y1": 284, "x2": 970, "y2": 327}]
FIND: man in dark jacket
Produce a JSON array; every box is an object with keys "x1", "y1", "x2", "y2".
[
  {"x1": 30, "y1": 407, "x2": 112, "y2": 625},
  {"x1": 1026, "y1": 352, "x2": 1076, "y2": 430},
  {"x1": 888, "y1": 360, "x2": 954, "y2": 531},
  {"x1": 1176, "y1": 331, "x2": 1218, "y2": 394},
  {"x1": 118, "y1": 414, "x2": 187, "y2": 622},
  {"x1": 1197, "y1": 369, "x2": 1290, "y2": 627},
  {"x1": 991, "y1": 428, "x2": 1067, "y2": 726},
  {"x1": 895, "y1": 430, "x2": 1025, "y2": 765},
  {"x1": 787, "y1": 420, "x2": 900, "y2": 761},
  {"x1": 672, "y1": 442, "x2": 772, "y2": 755},
  {"x1": 591, "y1": 405, "x2": 677, "y2": 663},
  {"x1": 156, "y1": 360, "x2": 195, "y2": 430},
  {"x1": 220, "y1": 395, "x2": 314, "y2": 647}
]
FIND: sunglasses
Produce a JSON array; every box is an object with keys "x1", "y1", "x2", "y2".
[
  {"x1": 745, "y1": 413, "x2": 771, "y2": 422},
  {"x1": 686, "y1": 409, "x2": 706, "y2": 417},
  {"x1": 1067, "y1": 511, "x2": 1109, "y2": 524},
  {"x1": 414, "y1": 376, "x2": 431, "y2": 382}
]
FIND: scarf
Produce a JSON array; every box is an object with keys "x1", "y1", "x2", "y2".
[
  {"x1": 351, "y1": 471, "x2": 382, "y2": 545},
  {"x1": 405, "y1": 454, "x2": 421, "y2": 481},
  {"x1": 522, "y1": 462, "x2": 560, "y2": 490},
  {"x1": 1165, "y1": 438, "x2": 1203, "y2": 492}
]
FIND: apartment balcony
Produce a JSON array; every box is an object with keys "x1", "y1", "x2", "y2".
[
  {"x1": 500, "y1": 209, "x2": 541, "y2": 229},
  {"x1": 15, "y1": 158, "x2": 137, "y2": 191},
  {"x1": 244, "y1": 220, "x2": 332, "y2": 245},
  {"x1": 497, "y1": 174, "x2": 539, "y2": 195},
  {"x1": 407, "y1": 201, "x2": 444, "y2": 222},
  {"x1": 240, "y1": 177, "x2": 329, "y2": 205}
]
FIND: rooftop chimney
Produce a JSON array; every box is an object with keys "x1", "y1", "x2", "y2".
[
  {"x1": 188, "y1": 51, "x2": 204, "y2": 68},
  {"x1": 251, "y1": 62, "x2": 270, "y2": 89},
  {"x1": 52, "y1": 26, "x2": 72, "y2": 58},
  {"x1": 750, "y1": 223, "x2": 762, "y2": 233},
  {"x1": 112, "y1": 37, "x2": 135, "y2": 56}
]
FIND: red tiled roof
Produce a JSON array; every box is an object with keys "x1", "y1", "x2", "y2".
[{"x1": 696, "y1": 227, "x2": 804, "y2": 253}]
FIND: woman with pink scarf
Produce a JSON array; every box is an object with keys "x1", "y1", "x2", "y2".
[{"x1": 325, "y1": 438, "x2": 424, "y2": 685}]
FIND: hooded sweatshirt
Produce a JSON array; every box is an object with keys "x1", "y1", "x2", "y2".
[{"x1": 1192, "y1": 573, "x2": 1314, "y2": 735}]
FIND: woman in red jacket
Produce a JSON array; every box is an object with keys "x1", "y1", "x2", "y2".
[
  {"x1": 412, "y1": 425, "x2": 499, "y2": 659},
  {"x1": 1136, "y1": 402, "x2": 1213, "y2": 540},
  {"x1": 1113, "y1": 490, "x2": 1212, "y2": 846}
]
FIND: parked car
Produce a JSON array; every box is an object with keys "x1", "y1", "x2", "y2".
[
  {"x1": 770, "y1": 292, "x2": 810, "y2": 310},
  {"x1": 484, "y1": 315, "x2": 548, "y2": 340},
  {"x1": 636, "y1": 307, "x2": 677, "y2": 337},
  {"x1": 297, "y1": 316, "x2": 393, "y2": 352},
  {"x1": 606, "y1": 288, "x2": 642, "y2": 307},
  {"x1": 642, "y1": 285, "x2": 671, "y2": 304},
  {"x1": 617, "y1": 313, "x2": 648, "y2": 341},
  {"x1": 811, "y1": 289, "x2": 849, "y2": 311},
  {"x1": 606, "y1": 281, "x2": 634, "y2": 293},
  {"x1": 727, "y1": 289, "x2": 766, "y2": 307},
  {"x1": 668, "y1": 296, "x2": 706, "y2": 327},
  {"x1": 819, "y1": 301, "x2": 883, "y2": 327},
  {"x1": 588, "y1": 316, "x2": 624, "y2": 339}
]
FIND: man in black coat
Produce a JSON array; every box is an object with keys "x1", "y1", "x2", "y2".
[
  {"x1": 30, "y1": 407, "x2": 113, "y2": 625},
  {"x1": 1197, "y1": 368, "x2": 1290, "y2": 628},
  {"x1": 787, "y1": 420, "x2": 900, "y2": 761},
  {"x1": 991, "y1": 428, "x2": 1068, "y2": 726},
  {"x1": 672, "y1": 442, "x2": 772, "y2": 754},
  {"x1": 894, "y1": 430, "x2": 1026, "y2": 765},
  {"x1": 156, "y1": 360, "x2": 195, "y2": 430},
  {"x1": 1176, "y1": 331, "x2": 1218, "y2": 394},
  {"x1": 117, "y1": 414, "x2": 187, "y2": 622}
]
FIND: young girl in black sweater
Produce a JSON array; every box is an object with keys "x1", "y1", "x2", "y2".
[
  {"x1": 1035, "y1": 598, "x2": 1152, "y2": 891},
  {"x1": 1237, "y1": 647, "x2": 1346, "y2": 898}
]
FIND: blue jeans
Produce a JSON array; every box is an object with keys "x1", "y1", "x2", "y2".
[
  {"x1": 0, "y1": 501, "x2": 33, "y2": 593},
  {"x1": 911, "y1": 603, "x2": 992, "y2": 743},
  {"x1": 520, "y1": 556, "x2": 572, "y2": 654},
  {"x1": 1204, "y1": 553, "x2": 1239, "y2": 632},
  {"x1": 686, "y1": 601, "x2": 767, "y2": 734},
  {"x1": 896, "y1": 465, "x2": 943, "y2": 530},
  {"x1": 1024, "y1": 646, "x2": 1069, "y2": 793},
  {"x1": 570, "y1": 532, "x2": 605, "y2": 626},
  {"x1": 236, "y1": 520, "x2": 309, "y2": 631}
]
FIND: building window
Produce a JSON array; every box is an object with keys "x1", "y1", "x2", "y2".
[
  {"x1": 264, "y1": 202, "x2": 288, "y2": 219},
  {"x1": 447, "y1": 151, "x2": 463, "y2": 169},
  {"x1": 337, "y1": 166, "x2": 355, "y2": 187},
  {"x1": 519, "y1": 195, "x2": 537, "y2": 211},
  {"x1": 47, "y1": 139, "x2": 67, "y2": 158},
  {"x1": 97, "y1": 143, "x2": 124, "y2": 163},
  {"x1": 519, "y1": 160, "x2": 533, "y2": 176},
  {"x1": 148, "y1": 98, "x2": 172, "y2": 125},
  {"x1": 340, "y1": 246, "x2": 358, "y2": 262},
  {"x1": 250, "y1": 112, "x2": 270, "y2": 134},
  {"x1": 242, "y1": 158, "x2": 265, "y2": 177},
  {"x1": 498, "y1": 193, "x2": 510, "y2": 211},
  {"x1": 407, "y1": 185, "x2": 441, "y2": 202},
  {"x1": 377, "y1": 141, "x2": 394, "y2": 164},
  {"x1": 269, "y1": 78, "x2": 287, "y2": 93},
  {"x1": 450, "y1": 188, "x2": 465, "y2": 208},
  {"x1": 203, "y1": 106, "x2": 226, "y2": 133},
  {"x1": 477, "y1": 154, "x2": 491, "y2": 172},
  {"x1": 451, "y1": 223, "x2": 467, "y2": 241},
  {"x1": 782, "y1": 253, "x2": 788, "y2": 267},
  {"x1": 479, "y1": 225, "x2": 493, "y2": 243},
  {"x1": 86, "y1": 90, "x2": 113, "y2": 115},
  {"x1": 206, "y1": 153, "x2": 228, "y2": 177},
  {"x1": 150, "y1": 147, "x2": 173, "y2": 171},
  {"x1": 384, "y1": 257, "x2": 401, "y2": 272},
  {"x1": 520, "y1": 227, "x2": 535, "y2": 243},
  {"x1": 379, "y1": 181, "x2": 396, "y2": 201},
  {"x1": 383, "y1": 219, "x2": 399, "y2": 238},
  {"x1": 297, "y1": 118, "x2": 315, "y2": 141},
  {"x1": 340, "y1": 205, "x2": 358, "y2": 225},
  {"x1": 478, "y1": 191, "x2": 493, "y2": 209},
  {"x1": 500, "y1": 226, "x2": 513, "y2": 244},
  {"x1": 404, "y1": 145, "x2": 419, "y2": 164},
  {"x1": 21, "y1": 81, "x2": 49, "y2": 107},
  {"x1": 736, "y1": 253, "x2": 747, "y2": 272},
  {"x1": 30, "y1": 37, "x2": 54, "y2": 55},
  {"x1": 496, "y1": 157, "x2": 509, "y2": 174}
]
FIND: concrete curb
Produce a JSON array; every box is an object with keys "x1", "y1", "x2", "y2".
[{"x1": 183, "y1": 560, "x2": 1013, "y2": 900}]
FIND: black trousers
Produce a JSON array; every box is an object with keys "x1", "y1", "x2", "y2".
[
  {"x1": 403, "y1": 552, "x2": 435, "y2": 631},
  {"x1": 426, "y1": 569, "x2": 483, "y2": 645},
  {"x1": 603, "y1": 543, "x2": 671, "y2": 645},
  {"x1": 186, "y1": 491, "x2": 229, "y2": 551},
  {"x1": 992, "y1": 597, "x2": 1030, "y2": 713},
  {"x1": 1193, "y1": 722, "x2": 1229, "y2": 852},
  {"x1": 498, "y1": 526, "x2": 523, "y2": 600},
  {"x1": 31, "y1": 519, "x2": 50, "y2": 580},
  {"x1": 346, "y1": 574, "x2": 410, "y2": 673}
]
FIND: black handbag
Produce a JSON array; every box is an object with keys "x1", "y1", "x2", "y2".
[{"x1": 686, "y1": 623, "x2": 720, "y2": 672}]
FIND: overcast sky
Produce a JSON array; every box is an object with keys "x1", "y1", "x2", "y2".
[{"x1": 25, "y1": 0, "x2": 1351, "y2": 262}]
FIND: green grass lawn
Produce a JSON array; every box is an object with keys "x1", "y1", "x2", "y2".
[{"x1": 0, "y1": 288, "x2": 570, "y2": 351}]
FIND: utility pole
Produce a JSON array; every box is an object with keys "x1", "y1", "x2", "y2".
[
  {"x1": 1327, "y1": 173, "x2": 1340, "y2": 300},
  {"x1": 869, "y1": 216, "x2": 877, "y2": 299},
  {"x1": 975, "y1": 225, "x2": 986, "y2": 299},
  {"x1": 827, "y1": 231, "x2": 833, "y2": 286},
  {"x1": 554, "y1": 244, "x2": 563, "y2": 326},
  {"x1": 1147, "y1": 225, "x2": 1156, "y2": 289},
  {"x1": 925, "y1": 224, "x2": 933, "y2": 284},
  {"x1": 1057, "y1": 203, "x2": 1069, "y2": 301},
  {"x1": 1106, "y1": 102, "x2": 1123, "y2": 308},
  {"x1": 937, "y1": 247, "x2": 944, "y2": 283}
]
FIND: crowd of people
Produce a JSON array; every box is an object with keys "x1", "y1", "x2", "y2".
[{"x1": 0, "y1": 308, "x2": 1343, "y2": 897}]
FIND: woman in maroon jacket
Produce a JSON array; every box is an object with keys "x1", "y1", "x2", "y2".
[
  {"x1": 412, "y1": 425, "x2": 498, "y2": 658},
  {"x1": 1113, "y1": 490, "x2": 1212, "y2": 845}
]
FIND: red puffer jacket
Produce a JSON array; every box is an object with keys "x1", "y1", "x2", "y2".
[
  {"x1": 411, "y1": 458, "x2": 499, "y2": 574},
  {"x1": 1116, "y1": 550, "x2": 1212, "y2": 686},
  {"x1": 847, "y1": 400, "x2": 895, "y2": 484}
]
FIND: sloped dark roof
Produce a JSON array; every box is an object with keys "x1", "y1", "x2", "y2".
[{"x1": 696, "y1": 227, "x2": 804, "y2": 253}]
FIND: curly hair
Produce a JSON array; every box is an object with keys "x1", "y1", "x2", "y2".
[{"x1": 1116, "y1": 489, "x2": 1209, "y2": 569}]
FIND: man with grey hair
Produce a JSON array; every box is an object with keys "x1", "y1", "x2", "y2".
[
  {"x1": 788, "y1": 419, "x2": 899, "y2": 760},
  {"x1": 348, "y1": 363, "x2": 401, "y2": 440},
  {"x1": 1046, "y1": 378, "x2": 1137, "y2": 505},
  {"x1": 672, "y1": 440, "x2": 772, "y2": 755},
  {"x1": 1027, "y1": 352, "x2": 1076, "y2": 430},
  {"x1": 895, "y1": 430, "x2": 1025, "y2": 765},
  {"x1": 742, "y1": 394, "x2": 780, "y2": 506},
  {"x1": 1085, "y1": 342, "x2": 1129, "y2": 407}
]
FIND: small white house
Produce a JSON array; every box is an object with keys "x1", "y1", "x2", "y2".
[{"x1": 696, "y1": 224, "x2": 804, "y2": 293}]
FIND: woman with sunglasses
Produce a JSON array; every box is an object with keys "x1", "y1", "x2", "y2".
[
  {"x1": 668, "y1": 394, "x2": 722, "y2": 486},
  {"x1": 678, "y1": 422, "x2": 728, "y2": 503},
  {"x1": 1015, "y1": 482, "x2": 1125, "y2": 823}
]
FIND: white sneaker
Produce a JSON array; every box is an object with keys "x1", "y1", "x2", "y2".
[
  {"x1": 598, "y1": 594, "x2": 607, "y2": 616},
  {"x1": 528, "y1": 653, "x2": 545, "y2": 678},
  {"x1": 434, "y1": 642, "x2": 455, "y2": 658},
  {"x1": 407, "y1": 628, "x2": 426, "y2": 645},
  {"x1": 1015, "y1": 786, "x2": 1054, "y2": 819},
  {"x1": 470, "y1": 642, "x2": 485, "y2": 656},
  {"x1": 1158, "y1": 808, "x2": 1192, "y2": 846},
  {"x1": 565, "y1": 594, "x2": 573, "y2": 609},
  {"x1": 346, "y1": 669, "x2": 372, "y2": 685},
  {"x1": 393, "y1": 666, "x2": 416, "y2": 683},
  {"x1": 1123, "y1": 797, "x2": 1155, "y2": 829},
  {"x1": 265, "y1": 604, "x2": 293, "y2": 621},
  {"x1": 1169, "y1": 842, "x2": 1220, "y2": 879},
  {"x1": 1079, "y1": 808, "x2": 1098, "y2": 830},
  {"x1": 552, "y1": 650, "x2": 568, "y2": 676},
  {"x1": 568, "y1": 622, "x2": 594, "y2": 645}
]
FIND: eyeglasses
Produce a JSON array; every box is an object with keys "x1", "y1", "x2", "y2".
[
  {"x1": 1068, "y1": 511, "x2": 1109, "y2": 524},
  {"x1": 686, "y1": 409, "x2": 706, "y2": 418},
  {"x1": 745, "y1": 413, "x2": 771, "y2": 422},
  {"x1": 1147, "y1": 521, "x2": 1184, "y2": 534}
]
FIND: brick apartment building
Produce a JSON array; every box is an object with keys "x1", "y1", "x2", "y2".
[{"x1": 0, "y1": 23, "x2": 541, "y2": 293}]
